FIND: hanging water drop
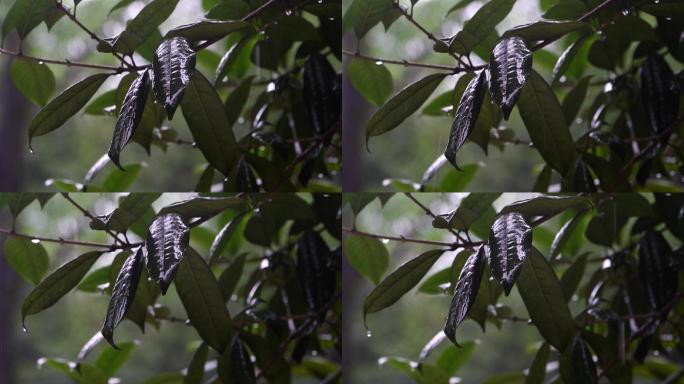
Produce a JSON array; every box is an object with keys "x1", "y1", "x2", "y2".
[
  {"x1": 28, "y1": 147, "x2": 35, "y2": 155},
  {"x1": 621, "y1": 9, "x2": 629, "y2": 15},
  {"x1": 375, "y1": 61, "x2": 383, "y2": 65},
  {"x1": 285, "y1": 9, "x2": 293, "y2": 15},
  {"x1": 38, "y1": 61, "x2": 44, "y2": 65},
  {"x1": 30, "y1": 239, "x2": 40, "y2": 244},
  {"x1": 366, "y1": 330, "x2": 372, "y2": 338},
  {"x1": 22, "y1": 325, "x2": 28, "y2": 334}
]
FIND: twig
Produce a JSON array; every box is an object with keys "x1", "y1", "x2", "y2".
[
  {"x1": 61, "y1": 193, "x2": 126, "y2": 245},
  {"x1": 0, "y1": 228, "x2": 131, "y2": 250},
  {"x1": 343, "y1": 227, "x2": 468, "y2": 249},
  {"x1": 342, "y1": 49, "x2": 481, "y2": 73},
  {"x1": 404, "y1": 193, "x2": 467, "y2": 243},
  {"x1": 0, "y1": 47, "x2": 130, "y2": 72}
]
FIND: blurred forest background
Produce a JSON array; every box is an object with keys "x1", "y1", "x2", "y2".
[
  {"x1": 343, "y1": 0, "x2": 594, "y2": 191},
  {"x1": 0, "y1": 0, "x2": 271, "y2": 191},
  {"x1": 342, "y1": 193, "x2": 602, "y2": 383},
  {"x1": 0, "y1": 193, "x2": 251, "y2": 383}
]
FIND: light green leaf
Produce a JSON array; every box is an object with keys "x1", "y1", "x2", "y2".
[
  {"x1": 342, "y1": 0, "x2": 393, "y2": 39},
  {"x1": 449, "y1": 0, "x2": 516, "y2": 54},
  {"x1": 347, "y1": 58, "x2": 393, "y2": 106},
  {"x1": 10, "y1": 59, "x2": 55, "y2": 106},
  {"x1": 343, "y1": 235, "x2": 389, "y2": 284},
  {"x1": 4, "y1": 237, "x2": 49, "y2": 285}
]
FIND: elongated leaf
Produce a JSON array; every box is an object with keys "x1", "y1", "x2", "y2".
[
  {"x1": 159, "y1": 197, "x2": 244, "y2": 217},
  {"x1": 102, "y1": 248, "x2": 144, "y2": 348},
  {"x1": 517, "y1": 248, "x2": 574, "y2": 352},
  {"x1": 218, "y1": 338, "x2": 255, "y2": 384},
  {"x1": 146, "y1": 213, "x2": 190, "y2": 294},
  {"x1": 225, "y1": 76, "x2": 253, "y2": 127},
  {"x1": 181, "y1": 71, "x2": 238, "y2": 175},
  {"x1": 303, "y1": 53, "x2": 341, "y2": 134},
  {"x1": 91, "y1": 193, "x2": 161, "y2": 233},
  {"x1": 526, "y1": 343, "x2": 549, "y2": 384},
  {"x1": 488, "y1": 212, "x2": 532, "y2": 295},
  {"x1": 10, "y1": 59, "x2": 55, "y2": 106},
  {"x1": 108, "y1": 70, "x2": 151, "y2": 169},
  {"x1": 153, "y1": 37, "x2": 196, "y2": 119},
  {"x1": 444, "y1": 71, "x2": 487, "y2": 168},
  {"x1": 215, "y1": 34, "x2": 251, "y2": 84},
  {"x1": 638, "y1": 230, "x2": 677, "y2": 312},
  {"x1": 297, "y1": 230, "x2": 336, "y2": 313},
  {"x1": 28, "y1": 74, "x2": 109, "y2": 146},
  {"x1": 3, "y1": 237, "x2": 48, "y2": 285},
  {"x1": 551, "y1": 35, "x2": 587, "y2": 86},
  {"x1": 184, "y1": 343, "x2": 208, "y2": 384},
  {"x1": 518, "y1": 70, "x2": 575, "y2": 175},
  {"x1": 343, "y1": 235, "x2": 389, "y2": 284},
  {"x1": 561, "y1": 76, "x2": 591, "y2": 124},
  {"x1": 560, "y1": 336, "x2": 598, "y2": 384},
  {"x1": 209, "y1": 211, "x2": 247, "y2": 264},
  {"x1": 175, "y1": 247, "x2": 232, "y2": 353},
  {"x1": 640, "y1": 54, "x2": 678, "y2": 136},
  {"x1": 489, "y1": 37, "x2": 532, "y2": 119},
  {"x1": 549, "y1": 209, "x2": 587, "y2": 259},
  {"x1": 102, "y1": 0, "x2": 179, "y2": 55},
  {"x1": 433, "y1": 193, "x2": 500, "y2": 230},
  {"x1": 2, "y1": 0, "x2": 53, "y2": 39},
  {"x1": 500, "y1": 195, "x2": 589, "y2": 218},
  {"x1": 165, "y1": 20, "x2": 250, "y2": 42},
  {"x1": 347, "y1": 58, "x2": 393, "y2": 106},
  {"x1": 363, "y1": 249, "x2": 444, "y2": 327},
  {"x1": 218, "y1": 254, "x2": 246, "y2": 302},
  {"x1": 444, "y1": 246, "x2": 485, "y2": 346},
  {"x1": 449, "y1": 0, "x2": 516, "y2": 54},
  {"x1": 22, "y1": 252, "x2": 102, "y2": 327},
  {"x1": 95, "y1": 342, "x2": 135, "y2": 377},
  {"x1": 366, "y1": 74, "x2": 446, "y2": 144},
  {"x1": 560, "y1": 252, "x2": 587, "y2": 301},
  {"x1": 342, "y1": 0, "x2": 393, "y2": 39},
  {"x1": 502, "y1": 21, "x2": 589, "y2": 42}
]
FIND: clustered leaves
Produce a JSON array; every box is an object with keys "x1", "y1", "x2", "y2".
[
  {"x1": 4, "y1": 0, "x2": 341, "y2": 191},
  {"x1": 344, "y1": 193, "x2": 684, "y2": 383},
  {"x1": 2, "y1": 193, "x2": 341, "y2": 382},
  {"x1": 345, "y1": 0, "x2": 684, "y2": 192}
]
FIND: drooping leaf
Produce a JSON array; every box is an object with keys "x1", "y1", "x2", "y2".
[
  {"x1": 366, "y1": 74, "x2": 446, "y2": 144},
  {"x1": 175, "y1": 247, "x2": 232, "y2": 353},
  {"x1": 158, "y1": 196, "x2": 244, "y2": 218},
  {"x1": 517, "y1": 248, "x2": 574, "y2": 352},
  {"x1": 218, "y1": 338, "x2": 255, "y2": 384},
  {"x1": 444, "y1": 71, "x2": 487, "y2": 168},
  {"x1": 363, "y1": 249, "x2": 444, "y2": 327},
  {"x1": 224, "y1": 76, "x2": 253, "y2": 127},
  {"x1": 215, "y1": 34, "x2": 251, "y2": 84},
  {"x1": 502, "y1": 21, "x2": 589, "y2": 42},
  {"x1": 343, "y1": 235, "x2": 389, "y2": 284},
  {"x1": 22, "y1": 252, "x2": 102, "y2": 327},
  {"x1": 152, "y1": 37, "x2": 197, "y2": 119},
  {"x1": 433, "y1": 193, "x2": 500, "y2": 230},
  {"x1": 444, "y1": 245, "x2": 486, "y2": 346},
  {"x1": 235, "y1": 157, "x2": 259, "y2": 192},
  {"x1": 488, "y1": 212, "x2": 532, "y2": 295},
  {"x1": 108, "y1": 70, "x2": 151, "y2": 169},
  {"x1": 2, "y1": 0, "x2": 53, "y2": 39},
  {"x1": 181, "y1": 71, "x2": 238, "y2": 175},
  {"x1": 561, "y1": 76, "x2": 591, "y2": 124},
  {"x1": 551, "y1": 35, "x2": 587, "y2": 86},
  {"x1": 448, "y1": 0, "x2": 516, "y2": 55},
  {"x1": 10, "y1": 59, "x2": 55, "y2": 106},
  {"x1": 90, "y1": 193, "x2": 161, "y2": 233},
  {"x1": 341, "y1": 0, "x2": 394, "y2": 39},
  {"x1": 549, "y1": 209, "x2": 587, "y2": 259},
  {"x1": 640, "y1": 54, "x2": 679, "y2": 136},
  {"x1": 183, "y1": 343, "x2": 208, "y2": 384},
  {"x1": 488, "y1": 37, "x2": 533, "y2": 119},
  {"x1": 526, "y1": 343, "x2": 550, "y2": 384},
  {"x1": 146, "y1": 213, "x2": 190, "y2": 294},
  {"x1": 101, "y1": 248, "x2": 144, "y2": 348},
  {"x1": 303, "y1": 53, "x2": 341, "y2": 134},
  {"x1": 560, "y1": 336, "x2": 598, "y2": 384},
  {"x1": 542, "y1": 0, "x2": 586, "y2": 20},
  {"x1": 559, "y1": 252, "x2": 587, "y2": 301},
  {"x1": 218, "y1": 253, "x2": 246, "y2": 302},
  {"x1": 297, "y1": 230, "x2": 336, "y2": 313},
  {"x1": 28, "y1": 74, "x2": 109, "y2": 146},
  {"x1": 517, "y1": 70, "x2": 576, "y2": 175},
  {"x1": 500, "y1": 195, "x2": 589, "y2": 219},
  {"x1": 347, "y1": 58, "x2": 393, "y2": 106},
  {"x1": 3, "y1": 237, "x2": 49, "y2": 285},
  {"x1": 165, "y1": 20, "x2": 250, "y2": 42},
  {"x1": 638, "y1": 230, "x2": 677, "y2": 313},
  {"x1": 209, "y1": 211, "x2": 247, "y2": 264}
]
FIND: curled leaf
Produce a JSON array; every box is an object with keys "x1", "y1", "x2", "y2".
[
  {"x1": 444, "y1": 71, "x2": 486, "y2": 169},
  {"x1": 303, "y1": 53, "x2": 341, "y2": 134},
  {"x1": 152, "y1": 37, "x2": 196, "y2": 119},
  {"x1": 297, "y1": 230, "x2": 336, "y2": 314},
  {"x1": 488, "y1": 211, "x2": 532, "y2": 295},
  {"x1": 489, "y1": 36, "x2": 532, "y2": 119},
  {"x1": 102, "y1": 248, "x2": 144, "y2": 348},
  {"x1": 640, "y1": 54, "x2": 678, "y2": 138},
  {"x1": 146, "y1": 213, "x2": 190, "y2": 294},
  {"x1": 638, "y1": 230, "x2": 677, "y2": 314},
  {"x1": 444, "y1": 245, "x2": 486, "y2": 346},
  {"x1": 108, "y1": 70, "x2": 151, "y2": 169}
]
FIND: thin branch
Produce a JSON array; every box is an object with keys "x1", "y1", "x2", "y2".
[
  {"x1": 404, "y1": 193, "x2": 467, "y2": 243},
  {"x1": 61, "y1": 193, "x2": 126, "y2": 245},
  {"x1": 0, "y1": 228, "x2": 130, "y2": 250},
  {"x1": 343, "y1": 227, "x2": 465, "y2": 248},
  {"x1": 342, "y1": 49, "x2": 475, "y2": 72},
  {"x1": 0, "y1": 47, "x2": 128, "y2": 72}
]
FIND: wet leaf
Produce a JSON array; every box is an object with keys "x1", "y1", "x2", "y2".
[
  {"x1": 499, "y1": 195, "x2": 589, "y2": 218},
  {"x1": 363, "y1": 249, "x2": 444, "y2": 327},
  {"x1": 218, "y1": 254, "x2": 246, "y2": 302},
  {"x1": 551, "y1": 35, "x2": 587, "y2": 86},
  {"x1": 108, "y1": 70, "x2": 151, "y2": 169},
  {"x1": 181, "y1": 71, "x2": 238, "y2": 175},
  {"x1": 559, "y1": 252, "x2": 587, "y2": 301},
  {"x1": 343, "y1": 235, "x2": 389, "y2": 284},
  {"x1": 342, "y1": 0, "x2": 394, "y2": 39},
  {"x1": 215, "y1": 34, "x2": 251, "y2": 84},
  {"x1": 561, "y1": 76, "x2": 591, "y2": 124},
  {"x1": 152, "y1": 36, "x2": 196, "y2": 119},
  {"x1": 175, "y1": 247, "x2": 232, "y2": 352},
  {"x1": 10, "y1": 59, "x2": 55, "y2": 106},
  {"x1": 183, "y1": 343, "x2": 208, "y2": 384},
  {"x1": 518, "y1": 70, "x2": 575, "y2": 175},
  {"x1": 488, "y1": 37, "x2": 532, "y2": 119},
  {"x1": 502, "y1": 21, "x2": 589, "y2": 42},
  {"x1": 102, "y1": 248, "x2": 144, "y2": 348},
  {"x1": 366, "y1": 74, "x2": 446, "y2": 144},
  {"x1": 2, "y1": 0, "x2": 53, "y2": 39},
  {"x1": 90, "y1": 193, "x2": 161, "y2": 233},
  {"x1": 444, "y1": 71, "x2": 487, "y2": 168},
  {"x1": 236, "y1": 157, "x2": 259, "y2": 192},
  {"x1": 517, "y1": 248, "x2": 574, "y2": 352},
  {"x1": 28, "y1": 74, "x2": 109, "y2": 146},
  {"x1": 224, "y1": 76, "x2": 253, "y2": 127},
  {"x1": 103, "y1": 0, "x2": 179, "y2": 55},
  {"x1": 526, "y1": 343, "x2": 549, "y2": 384},
  {"x1": 488, "y1": 211, "x2": 532, "y2": 295},
  {"x1": 449, "y1": 0, "x2": 516, "y2": 54},
  {"x1": 166, "y1": 20, "x2": 250, "y2": 42},
  {"x1": 209, "y1": 211, "x2": 247, "y2": 264},
  {"x1": 640, "y1": 54, "x2": 678, "y2": 136},
  {"x1": 347, "y1": 58, "x2": 393, "y2": 106},
  {"x1": 297, "y1": 230, "x2": 336, "y2": 313},
  {"x1": 218, "y1": 338, "x2": 255, "y2": 384},
  {"x1": 146, "y1": 213, "x2": 190, "y2": 294},
  {"x1": 3, "y1": 237, "x2": 48, "y2": 285},
  {"x1": 444, "y1": 246, "x2": 486, "y2": 346},
  {"x1": 432, "y1": 193, "x2": 500, "y2": 230},
  {"x1": 549, "y1": 209, "x2": 588, "y2": 259},
  {"x1": 638, "y1": 230, "x2": 677, "y2": 312},
  {"x1": 158, "y1": 196, "x2": 244, "y2": 218},
  {"x1": 303, "y1": 53, "x2": 341, "y2": 134},
  {"x1": 22, "y1": 252, "x2": 101, "y2": 327}
]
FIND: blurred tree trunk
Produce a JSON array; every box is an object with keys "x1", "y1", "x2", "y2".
[{"x1": 0, "y1": 44, "x2": 27, "y2": 383}]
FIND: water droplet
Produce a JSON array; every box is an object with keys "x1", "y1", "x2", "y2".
[
  {"x1": 527, "y1": 319, "x2": 533, "y2": 325},
  {"x1": 185, "y1": 319, "x2": 191, "y2": 325},
  {"x1": 366, "y1": 330, "x2": 372, "y2": 338},
  {"x1": 654, "y1": 0, "x2": 660, "y2": 4},
  {"x1": 38, "y1": 61, "x2": 44, "y2": 65},
  {"x1": 191, "y1": 142, "x2": 197, "y2": 147},
  {"x1": 621, "y1": 9, "x2": 629, "y2": 15},
  {"x1": 22, "y1": 325, "x2": 28, "y2": 333},
  {"x1": 381, "y1": 238, "x2": 390, "y2": 244},
  {"x1": 317, "y1": 0, "x2": 323, "y2": 3},
  {"x1": 28, "y1": 147, "x2": 35, "y2": 155},
  {"x1": 30, "y1": 239, "x2": 40, "y2": 244},
  {"x1": 285, "y1": 9, "x2": 292, "y2": 15},
  {"x1": 375, "y1": 61, "x2": 383, "y2": 65}
]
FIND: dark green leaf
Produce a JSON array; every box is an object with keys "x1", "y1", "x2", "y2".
[
  {"x1": 517, "y1": 248, "x2": 574, "y2": 352},
  {"x1": 500, "y1": 195, "x2": 589, "y2": 218},
  {"x1": 437, "y1": 342, "x2": 475, "y2": 375},
  {"x1": 108, "y1": 70, "x2": 151, "y2": 169},
  {"x1": 561, "y1": 76, "x2": 591, "y2": 124},
  {"x1": 532, "y1": 166, "x2": 552, "y2": 192},
  {"x1": 449, "y1": 0, "x2": 516, "y2": 54},
  {"x1": 10, "y1": 59, "x2": 55, "y2": 106},
  {"x1": 91, "y1": 193, "x2": 161, "y2": 233},
  {"x1": 297, "y1": 230, "x2": 336, "y2": 313},
  {"x1": 343, "y1": 235, "x2": 389, "y2": 284},
  {"x1": 2, "y1": 0, "x2": 53, "y2": 39},
  {"x1": 22, "y1": 252, "x2": 102, "y2": 326},
  {"x1": 444, "y1": 246, "x2": 486, "y2": 345},
  {"x1": 215, "y1": 34, "x2": 251, "y2": 84},
  {"x1": 433, "y1": 193, "x2": 500, "y2": 230},
  {"x1": 488, "y1": 212, "x2": 532, "y2": 295},
  {"x1": 218, "y1": 338, "x2": 255, "y2": 384},
  {"x1": 224, "y1": 76, "x2": 253, "y2": 127},
  {"x1": 3, "y1": 237, "x2": 48, "y2": 285},
  {"x1": 502, "y1": 21, "x2": 589, "y2": 42},
  {"x1": 95, "y1": 342, "x2": 135, "y2": 377},
  {"x1": 28, "y1": 74, "x2": 109, "y2": 146},
  {"x1": 104, "y1": 0, "x2": 179, "y2": 55},
  {"x1": 639, "y1": 230, "x2": 677, "y2": 312},
  {"x1": 102, "y1": 163, "x2": 143, "y2": 191},
  {"x1": 445, "y1": 71, "x2": 487, "y2": 168},
  {"x1": 183, "y1": 343, "x2": 208, "y2": 384},
  {"x1": 146, "y1": 213, "x2": 190, "y2": 294},
  {"x1": 235, "y1": 157, "x2": 258, "y2": 192},
  {"x1": 165, "y1": 20, "x2": 250, "y2": 42},
  {"x1": 518, "y1": 70, "x2": 576, "y2": 175},
  {"x1": 366, "y1": 74, "x2": 446, "y2": 144},
  {"x1": 303, "y1": 53, "x2": 341, "y2": 134},
  {"x1": 85, "y1": 90, "x2": 117, "y2": 116},
  {"x1": 488, "y1": 37, "x2": 532, "y2": 119},
  {"x1": 153, "y1": 37, "x2": 196, "y2": 119},
  {"x1": 551, "y1": 35, "x2": 587, "y2": 86},
  {"x1": 525, "y1": 343, "x2": 549, "y2": 384},
  {"x1": 158, "y1": 196, "x2": 244, "y2": 218},
  {"x1": 641, "y1": 54, "x2": 678, "y2": 136},
  {"x1": 181, "y1": 71, "x2": 238, "y2": 175},
  {"x1": 102, "y1": 248, "x2": 144, "y2": 348},
  {"x1": 549, "y1": 209, "x2": 587, "y2": 259},
  {"x1": 175, "y1": 247, "x2": 232, "y2": 352},
  {"x1": 342, "y1": 0, "x2": 393, "y2": 39},
  {"x1": 209, "y1": 211, "x2": 247, "y2": 264},
  {"x1": 218, "y1": 253, "x2": 246, "y2": 302},
  {"x1": 559, "y1": 252, "x2": 587, "y2": 301},
  {"x1": 560, "y1": 336, "x2": 598, "y2": 384},
  {"x1": 363, "y1": 249, "x2": 444, "y2": 327},
  {"x1": 542, "y1": 0, "x2": 586, "y2": 20},
  {"x1": 347, "y1": 58, "x2": 393, "y2": 106}
]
